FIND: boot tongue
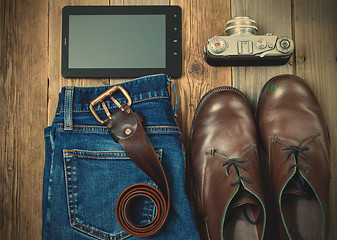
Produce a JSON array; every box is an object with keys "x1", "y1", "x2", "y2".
[
  {"x1": 228, "y1": 189, "x2": 262, "y2": 226},
  {"x1": 284, "y1": 181, "x2": 304, "y2": 196},
  {"x1": 230, "y1": 189, "x2": 259, "y2": 209},
  {"x1": 283, "y1": 172, "x2": 315, "y2": 198}
]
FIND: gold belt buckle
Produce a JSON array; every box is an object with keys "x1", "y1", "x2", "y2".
[{"x1": 89, "y1": 85, "x2": 132, "y2": 124}]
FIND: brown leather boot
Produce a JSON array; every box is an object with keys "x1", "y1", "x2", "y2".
[
  {"x1": 257, "y1": 75, "x2": 330, "y2": 239},
  {"x1": 191, "y1": 87, "x2": 266, "y2": 240}
]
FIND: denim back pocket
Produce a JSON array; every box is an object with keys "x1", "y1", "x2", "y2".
[{"x1": 63, "y1": 149, "x2": 162, "y2": 240}]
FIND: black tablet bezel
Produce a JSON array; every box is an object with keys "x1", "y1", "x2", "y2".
[{"x1": 61, "y1": 6, "x2": 182, "y2": 78}]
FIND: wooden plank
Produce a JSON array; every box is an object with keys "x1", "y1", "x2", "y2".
[
  {"x1": 231, "y1": 0, "x2": 293, "y2": 109},
  {"x1": 1, "y1": 1, "x2": 335, "y2": 240},
  {"x1": 0, "y1": 0, "x2": 49, "y2": 239},
  {"x1": 123, "y1": 0, "x2": 168, "y2": 4},
  {"x1": 170, "y1": 0, "x2": 232, "y2": 238},
  {"x1": 171, "y1": 0, "x2": 232, "y2": 149},
  {"x1": 48, "y1": 0, "x2": 110, "y2": 125},
  {"x1": 293, "y1": 0, "x2": 337, "y2": 239}
]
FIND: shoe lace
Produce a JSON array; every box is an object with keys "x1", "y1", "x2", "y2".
[
  {"x1": 221, "y1": 158, "x2": 251, "y2": 187},
  {"x1": 209, "y1": 149, "x2": 260, "y2": 225},
  {"x1": 281, "y1": 145, "x2": 311, "y2": 174},
  {"x1": 280, "y1": 145, "x2": 313, "y2": 199},
  {"x1": 209, "y1": 148, "x2": 252, "y2": 187}
]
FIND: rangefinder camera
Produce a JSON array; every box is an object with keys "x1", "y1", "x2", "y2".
[{"x1": 204, "y1": 17, "x2": 294, "y2": 66}]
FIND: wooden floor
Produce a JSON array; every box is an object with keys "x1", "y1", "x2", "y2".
[{"x1": 1, "y1": 0, "x2": 336, "y2": 239}]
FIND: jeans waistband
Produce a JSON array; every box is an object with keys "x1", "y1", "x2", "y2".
[
  {"x1": 56, "y1": 74, "x2": 171, "y2": 115},
  {"x1": 55, "y1": 74, "x2": 175, "y2": 131}
]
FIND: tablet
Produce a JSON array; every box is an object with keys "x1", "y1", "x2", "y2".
[{"x1": 61, "y1": 6, "x2": 182, "y2": 78}]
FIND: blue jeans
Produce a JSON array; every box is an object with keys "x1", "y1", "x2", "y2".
[{"x1": 43, "y1": 74, "x2": 200, "y2": 240}]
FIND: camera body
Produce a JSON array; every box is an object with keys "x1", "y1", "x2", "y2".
[{"x1": 204, "y1": 17, "x2": 294, "y2": 66}]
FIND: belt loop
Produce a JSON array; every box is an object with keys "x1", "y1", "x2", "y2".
[
  {"x1": 64, "y1": 87, "x2": 74, "y2": 130},
  {"x1": 167, "y1": 77, "x2": 178, "y2": 117}
]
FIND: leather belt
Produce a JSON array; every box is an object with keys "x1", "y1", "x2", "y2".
[{"x1": 89, "y1": 85, "x2": 170, "y2": 237}]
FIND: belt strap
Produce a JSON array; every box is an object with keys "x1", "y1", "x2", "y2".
[{"x1": 89, "y1": 87, "x2": 170, "y2": 238}]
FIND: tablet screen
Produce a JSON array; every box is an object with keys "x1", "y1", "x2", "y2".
[
  {"x1": 62, "y1": 6, "x2": 181, "y2": 78},
  {"x1": 68, "y1": 15, "x2": 166, "y2": 69}
]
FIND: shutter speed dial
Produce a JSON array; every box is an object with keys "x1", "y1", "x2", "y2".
[{"x1": 208, "y1": 37, "x2": 227, "y2": 54}]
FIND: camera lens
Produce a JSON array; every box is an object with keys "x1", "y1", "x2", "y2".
[{"x1": 225, "y1": 17, "x2": 258, "y2": 36}]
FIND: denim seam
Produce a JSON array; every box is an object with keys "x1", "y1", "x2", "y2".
[
  {"x1": 56, "y1": 95, "x2": 170, "y2": 115},
  {"x1": 56, "y1": 128, "x2": 181, "y2": 135},
  {"x1": 57, "y1": 126, "x2": 177, "y2": 130},
  {"x1": 68, "y1": 155, "x2": 131, "y2": 159},
  {"x1": 64, "y1": 150, "x2": 162, "y2": 159},
  {"x1": 64, "y1": 89, "x2": 69, "y2": 128},
  {"x1": 57, "y1": 123, "x2": 181, "y2": 130},
  {"x1": 55, "y1": 124, "x2": 182, "y2": 135},
  {"x1": 43, "y1": 127, "x2": 54, "y2": 238},
  {"x1": 145, "y1": 150, "x2": 163, "y2": 223},
  {"x1": 64, "y1": 87, "x2": 74, "y2": 130}
]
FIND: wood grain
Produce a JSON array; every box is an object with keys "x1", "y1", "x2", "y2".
[
  {"x1": 171, "y1": 0, "x2": 232, "y2": 149},
  {"x1": 0, "y1": 0, "x2": 48, "y2": 239},
  {"x1": 1, "y1": 0, "x2": 337, "y2": 239},
  {"x1": 293, "y1": 0, "x2": 337, "y2": 238}
]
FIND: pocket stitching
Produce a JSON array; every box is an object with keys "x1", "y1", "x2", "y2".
[
  {"x1": 74, "y1": 156, "x2": 108, "y2": 239},
  {"x1": 63, "y1": 149, "x2": 162, "y2": 240}
]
